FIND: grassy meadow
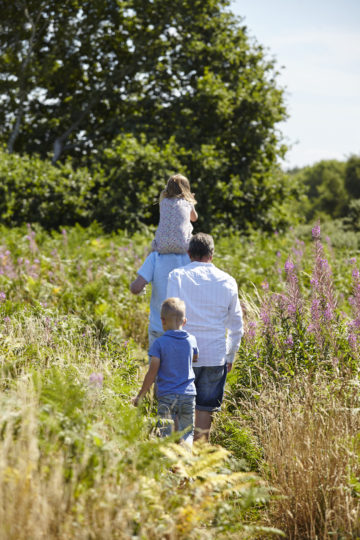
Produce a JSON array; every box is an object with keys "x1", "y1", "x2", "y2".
[{"x1": 1, "y1": 221, "x2": 360, "y2": 538}]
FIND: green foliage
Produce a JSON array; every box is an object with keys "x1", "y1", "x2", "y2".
[
  {"x1": 0, "y1": 310, "x2": 269, "y2": 538},
  {"x1": 344, "y1": 199, "x2": 360, "y2": 232},
  {"x1": 1, "y1": 223, "x2": 360, "y2": 536},
  {"x1": 0, "y1": 148, "x2": 96, "y2": 229},
  {"x1": 0, "y1": 0, "x2": 296, "y2": 234},
  {"x1": 211, "y1": 407, "x2": 263, "y2": 471},
  {"x1": 94, "y1": 134, "x2": 186, "y2": 231},
  {"x1": 291, "y1": 159, "x2": 348, "y2": 220},
  {"x1": 345, "y1": 154, "x2": 360, "y2": 199},
  {"x1": 95, "y1": 134, "x2": 299, "y2": 234}
]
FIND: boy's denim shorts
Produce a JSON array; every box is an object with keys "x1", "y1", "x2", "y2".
[
  {"x1": 193, "y1": 365, "x2": 228, "y2": 412},
  {"x1": 157, "y1": 393, "x2": 195, "y2": 444}
]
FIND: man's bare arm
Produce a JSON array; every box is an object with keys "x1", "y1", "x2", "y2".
[{"x1": 130, "y1": 275, "x2": 148, "y2": 295}]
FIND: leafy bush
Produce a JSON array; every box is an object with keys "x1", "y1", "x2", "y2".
[
  {"x1": 94, "y1": 134, "x2": 186, "y2": 232},
  {"x1": 0, "y1": 143, "x2": 301, "y2": 235},
  {"x1": 0, "y1": 148, "x2": 97, "y2": 229}
]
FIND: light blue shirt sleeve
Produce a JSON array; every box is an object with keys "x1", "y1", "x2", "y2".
[{"x1": 138, "y1": 252, "x2": 156, "y2": 283}]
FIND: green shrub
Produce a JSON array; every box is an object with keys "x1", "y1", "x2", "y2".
[{"x1": 0, "y1": 148, "x2": 96, "y2": 229}]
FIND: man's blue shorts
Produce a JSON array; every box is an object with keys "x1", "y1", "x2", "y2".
[{"x1": 193, "y1": 365, "x2": 228, "y2": 412}]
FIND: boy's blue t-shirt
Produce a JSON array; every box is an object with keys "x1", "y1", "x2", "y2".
[
  {"x1": 138, "y1": 252, "x2": 190, "y2": 334},
  {"x1": 148, "y1": 330, "x2": 198, "y2": 396}
]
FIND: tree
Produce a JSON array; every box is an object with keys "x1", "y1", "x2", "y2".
[
  {"x1": 292, "y1": 160, "x2": 347, "y2": 220},
  {"x1": 0, "y1": 0, "x2": 293, "y2": 233},
  {"x1": 345, "y1": 154, "x2": 360, "y2": 200},
  {"x1": 0, "y1": 0, "x2": 49, "y2": 153}
]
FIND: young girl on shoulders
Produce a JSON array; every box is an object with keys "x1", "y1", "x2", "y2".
[{"x1": 152, "y1": 174, "x2": 198, "y2": 254}]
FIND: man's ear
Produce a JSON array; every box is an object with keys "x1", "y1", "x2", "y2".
[{"x1": 183, "y1": 317, "x2": 187, "y2": 326}]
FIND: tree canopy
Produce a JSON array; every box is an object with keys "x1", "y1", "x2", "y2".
[{"x1": 0, "y1": 0, "x2": 295, "y2": 233}]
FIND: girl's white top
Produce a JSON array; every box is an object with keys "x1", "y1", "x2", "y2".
[{"x1": 152, "y1": 197, "x2": 194, "y2": 254}]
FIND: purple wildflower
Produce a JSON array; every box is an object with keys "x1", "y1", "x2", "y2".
[
  {"x1": 312, "y1": 222, "x2": 321, "y2": 239},
  {"x1": 89, "y1": 372, "x2": 103, "y2": 388},
  {"x1": 246, "y1": 320, "x2": 257, "y2": 339},
  {"x1": 307, "y1": 323, "x2": 315, "y2": 333},
  {"x1": 0, "y1": 292, "x2": 6, "y2": 302},
  {"x1": 311, "y1": 298, "x2": 321, "y2": 322},
  {"x1": 319, "y1": 258, "x2": 329, "y2": 270},
  {"x1": 260, "y1": 308, "x2": 271, "y2": 326},
  {"x1": 287, "y1": 302, "x2": 297, "y2": 316},
  {"x1": 324, "y1": 304, "x2": 334, "y2": 321},
  {"x1": 285, "y1": 335, "x2": 294, "y2": 347},
  {"x1": 284, "y1": 259, "x2": 295, "y2": 273},
  {"x1": 348, "y1": 333, "x2": 357, "y2": 350}
]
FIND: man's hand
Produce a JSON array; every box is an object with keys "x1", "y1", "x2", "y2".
[
  {"x1": 227, "y1": 363, "x2": 233, "y2": 373},
  {"x1": 130, "y1": 275, "x2": 148, "y2": 295}
]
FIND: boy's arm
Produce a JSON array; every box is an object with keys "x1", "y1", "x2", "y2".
[
  {"x1": 132, "y1": 357, "x2": 160, "y2": 406},
  {"x1": 192, "y1": 337, "x2": 199, "y2": 362}
]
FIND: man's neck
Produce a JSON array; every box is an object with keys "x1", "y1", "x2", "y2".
[{"x1": 190, "y1": 256, "x2": 213, "y2": 263}]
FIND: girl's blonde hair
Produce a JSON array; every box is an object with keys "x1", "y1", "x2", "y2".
[{"x1": 160, "y1": 174, "x2": 196, "y2": 204}]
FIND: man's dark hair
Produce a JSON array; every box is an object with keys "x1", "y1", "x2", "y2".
[{"x1": 188, "y1": 233, "x2": 214, "y2": 260}]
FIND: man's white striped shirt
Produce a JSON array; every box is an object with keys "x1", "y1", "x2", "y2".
[{"x1": 167, "y1": 262, "x2": 243, "y2": 367}]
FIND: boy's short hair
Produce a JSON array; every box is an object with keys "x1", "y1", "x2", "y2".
[
  {"x1": 161, "y1": 297, "x2": 186, "y2": 324},
  {"x1": 188, "y1": 233, "x2": 214, "y2": 259}
]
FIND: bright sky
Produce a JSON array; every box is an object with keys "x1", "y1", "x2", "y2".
[{"x1": 230, "y1": 0, "x2": 360, "y2": 169}]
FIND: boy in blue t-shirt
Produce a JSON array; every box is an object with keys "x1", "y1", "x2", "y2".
[{"x1": 133, "y1": 297, "x2": 198, "y2": 444}]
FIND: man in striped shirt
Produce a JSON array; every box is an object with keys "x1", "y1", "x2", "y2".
[{"x1": 167, "y1": 233, "x2": 243, "y2": 442}]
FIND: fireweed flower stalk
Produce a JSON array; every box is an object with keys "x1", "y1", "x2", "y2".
[
  {"x1": 0, "y1": 248, "x2": 16, "y2": 279},
  {"x1": 308, "y1": 222, "x2": 338, "y2": 358},
  {"x1": 26, "y1": 223, "x2": 38, "y2": 255},
  {"x1": 283, "y1": 258, "x2": 303, "y2": 323},
  {"x1": 347, "y1": 266, "x2": 360, "y2": 352}
]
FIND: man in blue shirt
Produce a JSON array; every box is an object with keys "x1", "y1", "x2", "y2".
[
  {"x1": 133, "y1": 298, "x2": 198, "y2": 444},
  {"x1": 130, "y1": 251, "x2": 190, "y2": 346}
]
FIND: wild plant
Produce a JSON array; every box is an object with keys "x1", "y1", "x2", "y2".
[
  {"x1": 241, "y1": 374, "x2": 360, "y2": 539},
  {"x1": 223, "y1": 223, "x2": 360, "y2": 538},
  {"x1": 0, "y1": 363, "x2": 271, "y2": 539},
  {"x1": 234, "y1": 222, "x2": 358, "y2": 397}
]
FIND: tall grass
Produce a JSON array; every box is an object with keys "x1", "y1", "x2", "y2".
[
  {"x1": 1, "y1": 384, "x2": 262, "y2": 539},
  {"x1": 243, "y1": 375, "x2": 360, "y2": 538},
  {"x1": 223, "y1": 222, "x2": 360, "y2": 538},
  {"x1": 2, "y1": 222, "x2": 360, "y2": 538},
  {"x1": 0, "y1": 305, "x2": 269, "y2": 538}
]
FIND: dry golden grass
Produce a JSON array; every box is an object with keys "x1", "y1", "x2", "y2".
[
  {"x1": 243, "y1": 375, "x2": 360, "y2": 539},
  {"x1": 0, "y1": 313, "x2": 265, "y2": 540}
]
